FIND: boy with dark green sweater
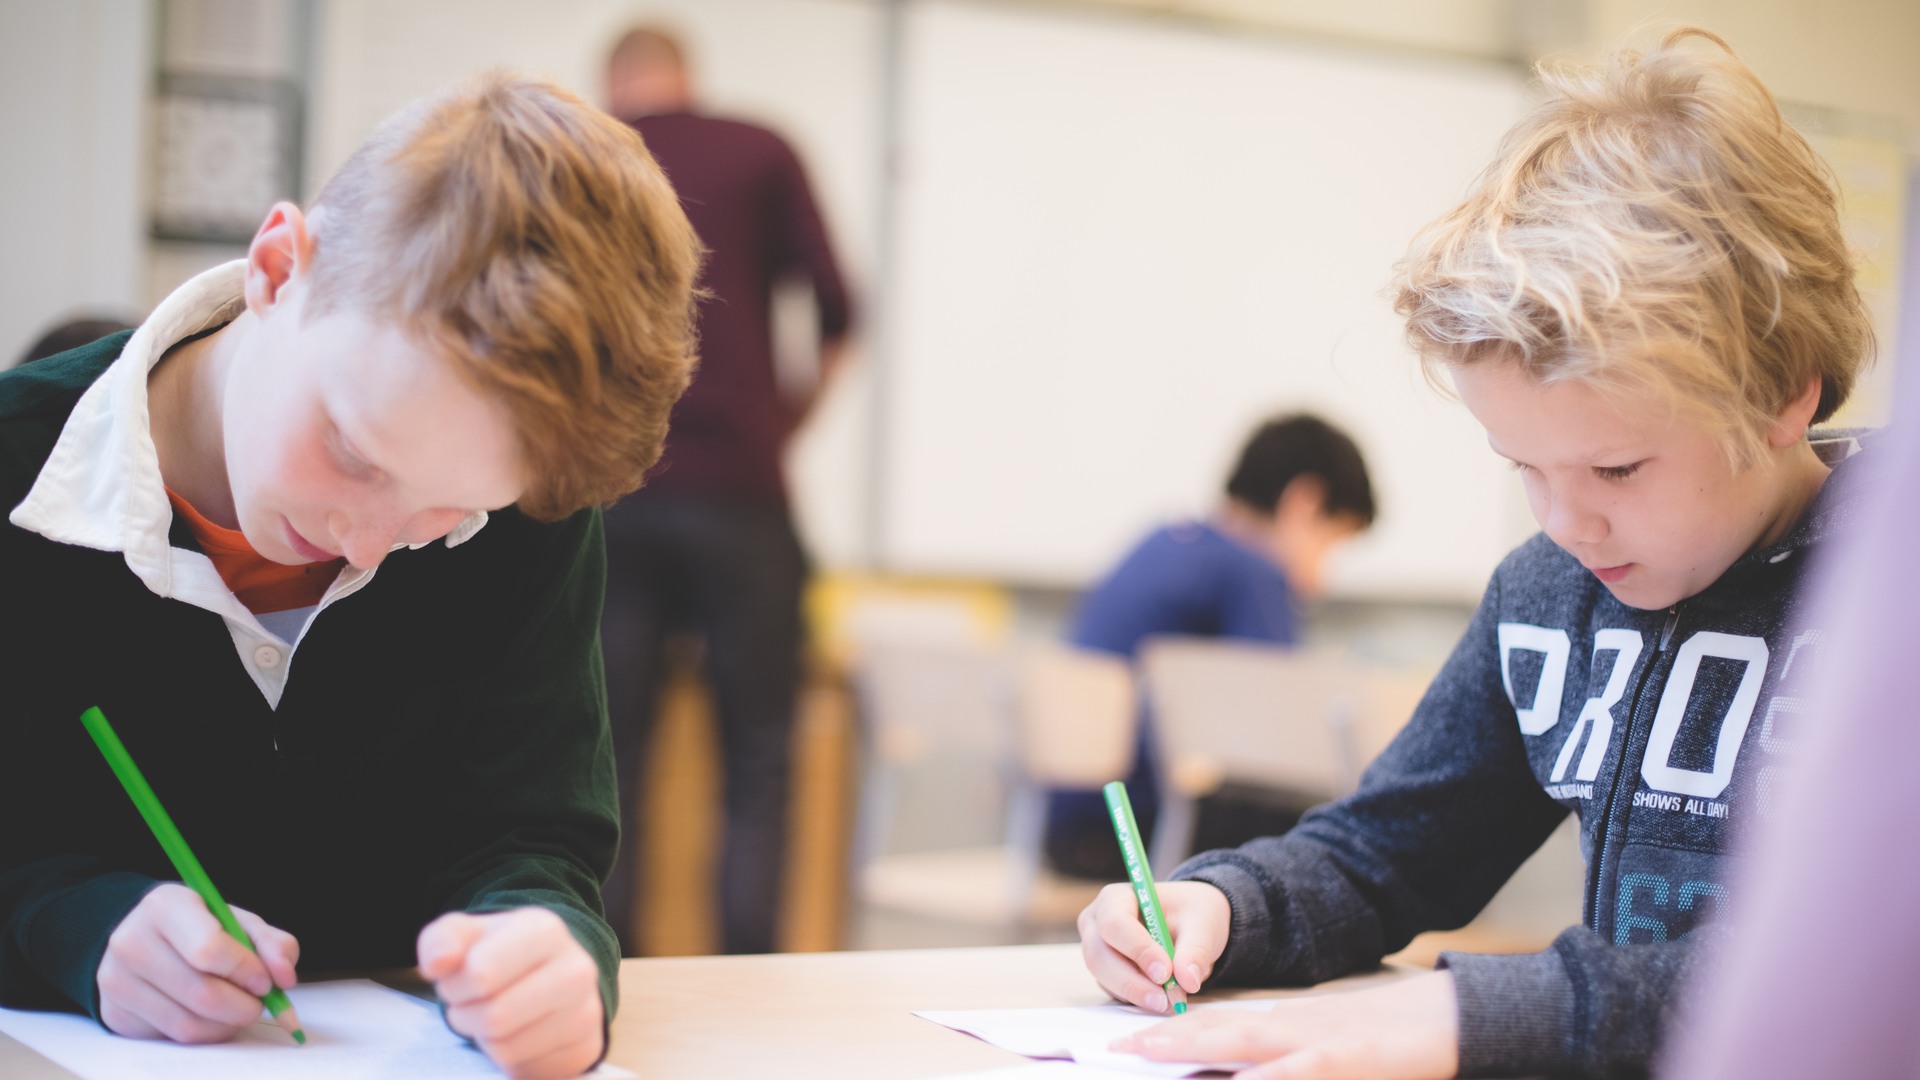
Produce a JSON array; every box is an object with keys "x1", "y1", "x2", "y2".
[{"x1": 0, "y1": 71, "x2": 700, "y2": 1079}]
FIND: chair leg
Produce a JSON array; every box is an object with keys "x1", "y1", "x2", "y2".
[
  {"x1": 1003, "y1": 782, "x2": 1046, "y2": 916},
  {"x1": 1149, "y1": 794, "x2": 1197, "y2": 880},
  {"x1": 1331, "y1": 697, "x2": 1362, "y2": 793}
]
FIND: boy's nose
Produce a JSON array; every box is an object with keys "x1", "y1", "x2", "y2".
[
  {"x1": 330, "y1": 511, "x2": 403, "y2": 571},
  {"x1": 1544, "y1": 494, "x2": 1607, "y2": 549},
  {"x1": 334, "y1": 508, "x2": 472, "y2": 568}
]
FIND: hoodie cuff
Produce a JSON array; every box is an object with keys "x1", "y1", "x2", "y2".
[
  {"x1": 1170, "y1": 853, "x2": 1281, "y2": 986},
  {"x1": 1439, "y1": 947, "x2": 1578, "y2": 1077}
]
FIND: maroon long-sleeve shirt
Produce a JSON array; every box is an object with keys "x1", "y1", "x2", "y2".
[{"x1": 628, "y1": 111, "x2": 854, "y2": 508}]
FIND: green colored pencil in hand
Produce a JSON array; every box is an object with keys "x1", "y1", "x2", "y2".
[
  {"x1": 1104, "y1": 780, "x2": 1186, "y2": 1015},
  {"x1": 79, "y1": 706, "x2": 306, "y2": 1045}
]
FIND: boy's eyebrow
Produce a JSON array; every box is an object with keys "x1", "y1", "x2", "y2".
[{"x1": 1487, "y1": 435, "x2": 1651, "y2": 469}]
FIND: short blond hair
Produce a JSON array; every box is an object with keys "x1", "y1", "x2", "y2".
[
  {"x1": 1392, "y1": 28, "x2": 1872, "y2": 466},
  {"x1": 306, "y1": 70, "x2": 702, "y2": 521}
]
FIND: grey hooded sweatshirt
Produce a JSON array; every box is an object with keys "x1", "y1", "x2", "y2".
[{"x1": 1172, "y1": 432, "x2": 1874, "y2": 1078}]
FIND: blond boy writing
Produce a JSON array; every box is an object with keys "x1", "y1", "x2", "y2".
[
  {"x1": 0, "y1": 73, "x2": 699, "y2": 1079},
  {"x1": 1079, "y1": 29, "x2": 1876, "y2": 1079}
]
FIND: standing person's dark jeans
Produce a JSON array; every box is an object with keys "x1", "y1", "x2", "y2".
[{"x1": 599, "y1": 490, "x2": 809, "y2": 956}]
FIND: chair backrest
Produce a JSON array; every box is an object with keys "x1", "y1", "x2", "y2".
[
  {"x1": 855, "y1": 638, "x2": 1014, "y2": 765},
  {"x1": 851, "y1": 638, "x2": 1016, "y2": 859},
  {"x1": 1353, "y1": 665, "x2": 1433, "y2": 768},
  {"x1": 1014, "y1": 643, "x2": 1136, "y2": 789},
  {"x1": 1139, "y1": 637, "x2": 1369, "y2": 799}
]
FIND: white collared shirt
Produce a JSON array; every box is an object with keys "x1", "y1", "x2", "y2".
[{"x1": 8, "y1": 261, "x2": 487, "y2": 709}]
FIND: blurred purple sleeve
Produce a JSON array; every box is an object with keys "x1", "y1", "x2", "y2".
[
  {"x1": 1661, "y1": 374, "x2": 1920, "y2": 1077},
  {"x1": 771, "y1": 136, "x2": 854, "y2": 344}
]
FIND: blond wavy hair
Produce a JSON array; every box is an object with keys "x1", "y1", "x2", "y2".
[
  {"x1": 1392, "y1": 27, "x2": 1872, "y2": 466},
  {"x1": 306, "y1": 70, "x2": 702, "y2": 521}
]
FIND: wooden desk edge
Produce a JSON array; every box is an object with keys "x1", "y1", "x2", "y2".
[{"x1": 0, "y1": 945, "x2": 1427, "y2": 1080}]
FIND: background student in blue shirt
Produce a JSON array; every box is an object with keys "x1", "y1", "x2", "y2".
[{"x1": 1046, "y1": 414, "x2": 1376, "y2": 877}]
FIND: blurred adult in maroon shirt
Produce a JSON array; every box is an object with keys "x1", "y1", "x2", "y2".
[{"x1": 600, "y1": 25, "x2": 854, "y2": 956}]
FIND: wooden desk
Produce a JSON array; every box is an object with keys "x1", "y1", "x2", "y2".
[
  {"x1": 604, "y1": 943, "x2": 1412, "y2": 1078},
  {"x1": 0, "y1": 944, "x2": 1414, "y2": 1079}
]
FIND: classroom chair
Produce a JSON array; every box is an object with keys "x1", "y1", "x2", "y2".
[
  {"x1": 849, "y1": 639, "x2": 1135, "y2": 941},
  {"x1": 1137, "y1": 637, "x2": 1424, "y2": 877}
]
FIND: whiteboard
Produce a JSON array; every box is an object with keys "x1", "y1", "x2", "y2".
[{"x1": 882, "y1": 1, "x2": 1534, "y2": 600}]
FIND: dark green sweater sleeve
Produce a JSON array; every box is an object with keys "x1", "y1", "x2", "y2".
[
  {"x1": 0, "y1": 858, "x2": 159, "y2": 1018},
  {"x1": 0, "y1": 337, "x2": 159, "y2": 1017},
  {"x1": 426, "y1": 508, "x2": 622, "y2": 1037}
]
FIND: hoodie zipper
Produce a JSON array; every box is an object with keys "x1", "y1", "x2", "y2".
[{"x1": 1586, "y1": 603, "x2": 1683, "y2": 935}]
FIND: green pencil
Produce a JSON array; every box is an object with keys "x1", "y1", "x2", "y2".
[
  {"x1": 79, "y1": 706, "x2": 305, "y2": 1045},
  {"x1": 1103, "y1": 780, "x2": 1186, "y2": 1015}
]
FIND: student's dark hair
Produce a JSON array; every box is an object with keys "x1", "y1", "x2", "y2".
[{"x1": 1224, "y1": 414, "x2": 1375, "y2": 527}]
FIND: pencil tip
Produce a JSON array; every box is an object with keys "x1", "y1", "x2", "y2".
[
  {"x1": 275, "y1": 1006, "x2": 307, "y2": 1044},
  {"x1": 1173, "y1": 1001, "x2": 1187, "y2": 1015}
]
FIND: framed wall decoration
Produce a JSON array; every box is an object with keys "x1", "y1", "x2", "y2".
[{"x1": 150, "y1": 72, "x2": 301, "y2": 245}]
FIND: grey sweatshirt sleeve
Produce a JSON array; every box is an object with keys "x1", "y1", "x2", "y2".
[
  {"x1": 1443, "y1": 925, "x2": 1727, "y2": 1078},
  {"x1": 1170, "y1": 562, "x2": 1697, "y2": 1075},
  {"x1": 1173, "y1": 571, "x2": 1569, "y2": 988}
]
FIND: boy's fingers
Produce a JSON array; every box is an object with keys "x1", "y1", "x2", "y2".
[
  {"x1": 1131, "y1": 1013, "x2": 1298, "y2": 1064},
  {"x1": 136, "y1": 940, "x2": 271, "y2": 1030},
  {"x1": 448, "y1": 984, "x2": 559, "y2": 1052},
  {"x1": 1089, "y1": 885, "x2": 1175, "y2": 982},
  {"x1": 465, "y1": 933, "x2": 598, "y2": 1045},
  {"x1": 1081, "y1": 934, "x2": 1174, "y2": 1014},
  {"x1": 1165, "y1": 882, "x2": 1230, "y2": 993},
  {"x1": 1112, "y1": 1009, "x2": 1213, "y2": 1053},
  {"x1": 232, "y1": 907, "x2": 301, "y2": 988},
  {"x1": 98, "y1": 999, "x2": 161, "y2": 1041},
  {"x1": 1079, "y1": 886, "x2": 1182, "y2": 1012},
  {"x1": 1171, "y1": 959, "x2": 1208, "y2": 995},
  {"x1": 108, "y1": 966, "x2": 248, "y2": 1044},
  {"x1": 432, "y1": 909, "x2": 564, "y2": 1004},
  {"x1": 418, "y1": 912, "x2": 487, "y2": 981},
  {"x1": 453, "y1": 960, "x2": 595, "y2": 1068},
  {"x1": 149, "y1": 893, "x2": 269, "y2": 997},
  {"x1": 1235, "y1": 1037, "x2": 1374, "y2": 1080},
  {"x1": 1169, "y1": 928, "x2": 1224, "y2": 993}
]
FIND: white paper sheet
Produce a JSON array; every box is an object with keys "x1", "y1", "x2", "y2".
[
  {"x1": 0, "y1": 979, "x2": 634, "y2": 1080},
  {"x1": 926, "y1": 1064, "x2": 1169, "y2": 1080},
  {"x1": 915, "y1": 1000, "x2": 1276, "y2": 1078}
]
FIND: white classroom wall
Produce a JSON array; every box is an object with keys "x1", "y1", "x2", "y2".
[
  {"x1": 880, "y1": 1, "x2": 1532, "y2": 598},
  {"x1": 0, "y1": 0, "x2": 152, "y2": 367}
]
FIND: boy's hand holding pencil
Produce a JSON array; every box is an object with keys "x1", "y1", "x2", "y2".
[
  {"x1": 80, "y1": 706, "x2": 306, "y2": 1046},
  {"x1": 96, "y1": 882, "x2": 301, "y2": 1043},
  {"x1": 1078, "y1": 781, "x2": 1231, "y2": 1015},
  {"x1": 1079, "y1": 879, "x2": 1231, "y2": 1014}
]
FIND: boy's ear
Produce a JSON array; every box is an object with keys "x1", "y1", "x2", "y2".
[
  {"x1": 243, "y1": 202, "x2": 316, "y2": 317},
  {"x1": 1275, "y1": 474, "x2": 1330, "y2": 524},
  {"x1": 1766, "y1": 375, "x2": 1825, "y2": 449}
]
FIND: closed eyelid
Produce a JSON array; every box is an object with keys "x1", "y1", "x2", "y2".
[{"x1": 325, "y1": 416, "x2": 381, "y2": 479}]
